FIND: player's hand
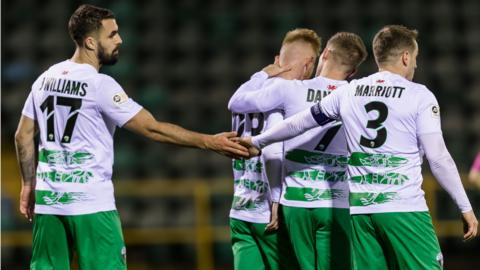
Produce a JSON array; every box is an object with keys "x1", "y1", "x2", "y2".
[
  {"x1": 207, "y1": 132, "x2": 249, "y2": 158},
  {"x1": 265, "y1": 202, "x2": 279, "y2": 232},
  {"x1": 262, "y1": 56, "x2": 292, "y2": 78},
  {"x1": 233, "y1": 136, "x2": 261, "y2": 157},
  {"x1": 468, "y1": 171, "x2": 480, "y2": 189},
  {"x1": 461, "y1": 210, "x2": 478, "y2": 241},
  {"x1": 19, "y1": 184, "x2": 35, "y2": 222},
  {"x1": 262, "y1": 64, "x2": 292, "y2": 78}
]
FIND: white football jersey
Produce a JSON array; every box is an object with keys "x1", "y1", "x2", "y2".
[
  {"x1": 22, "y1": 60, "x2": 142, "y2": 215},
  {"x1": 319, "y1": 71, "x2": 441, "y2": 214},
  {"x1": 229, "y1": 73, "x2": 349, "y2": 208},
  {"x1": 230, "y1": 111, "x2": 283, "y2": 223}
]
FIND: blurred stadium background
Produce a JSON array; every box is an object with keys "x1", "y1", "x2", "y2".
[{"x1": 2, "y1": 0, "x2": 480, "y2": 269}]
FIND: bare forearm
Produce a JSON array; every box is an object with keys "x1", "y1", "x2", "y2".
[
  {"x1": 123, "y1": 109, "x2": 209, "y2": 149},
  {"x1": 15, "y1": 138, "x2": 36, "y2": 186},
  {"x1": 124, "y1": 108, "x2": 248, "y2": 158},
  {"x1": 147, "y1": 121, "x2": 209, "y2": 149}
]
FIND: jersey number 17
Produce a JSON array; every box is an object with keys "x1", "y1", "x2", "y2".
[{"x1": 40, "y1": 95, "x2": 82, "y2": 143}]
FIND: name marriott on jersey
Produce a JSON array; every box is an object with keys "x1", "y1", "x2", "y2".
[
  {"x1": 355, "y1": 84, "x2": 405, "y2": 99},
  {"x1": 40, "y1": 77, "x2": 87, "y2": 97}
]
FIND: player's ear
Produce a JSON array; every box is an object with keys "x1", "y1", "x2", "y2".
[
  {"x1": 315, "y1": 56, "x2": 324, "y2": 77},
  {"x1": 401, "y1": 50, "x2": 410, "y2": 67},
  {"x1": 274, "y1": 55, "x2": 280, "y2": 65},
  {"x1": 321, "y1": 49, "x2": 329, "y2": 60},
  {"x1": 84, "y1": 36, "x2": 97, "y2": 51},
  {"x1": 308, "y1": 56, "x2": 316, "y2": 71},
  {"x1": 303, "y1": 57, "x2": 315, "y2": 79}
]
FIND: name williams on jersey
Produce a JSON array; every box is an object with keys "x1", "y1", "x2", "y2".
[{"x1": 39, "y1": 77, "x2": 87, "y2": 97}]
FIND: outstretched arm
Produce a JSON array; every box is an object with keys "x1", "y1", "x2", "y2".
[
  {"x1": 419, "y1": 132, "x2": 478, "y2": 240},
  {"x1": 239, "y1": 84, "x2": 344, "y2": 154},
  {"x1": 15, "y1": 115, "x2": 37, "y2": 221},
  {"x1": 124, "y1": 109, "x2": 249, "y2": 158},
  {"x1": 239, "y1": 104, "x2": 334, "y2": 156}
]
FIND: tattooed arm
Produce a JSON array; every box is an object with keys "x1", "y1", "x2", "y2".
[{"x1": 15, "y1": 116, "x2": 37, "y2": 221}]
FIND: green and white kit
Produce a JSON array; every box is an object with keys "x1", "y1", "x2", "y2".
[
  {"x1": 230, "y1": 72, "x2": 283, "y2": 224},
  {"x1": 229, "y1": 71, "x2": 352, "y2": 270},
  {"x1": 22, "y1": 60, "x2": 143, "y2": 216},
  {"x1": 351, "y1": 212, "x2": 443, "y2": 270},
  {"x1": 229, "y1": 72, "x2": 291, "y2": 270},
  {"x1": 316, "y1": 71, "x2": 455, "y2": 269},
  {"x1": 247, "y1": 70, "x2": 474, "y2": 269},
  {"x1": 229, "y1": 72, "x2": 350, "y2": 209},
  {"x1": 320, "y1": 71, "x2": 443, "y2": 214},
  {"x1": 31, "y1": 211, "x2": 126, "y2": 270}
]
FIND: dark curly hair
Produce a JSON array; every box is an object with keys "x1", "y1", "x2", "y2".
[{"x1": 68, "y1": 4, "x2": 115, "y2": 47}]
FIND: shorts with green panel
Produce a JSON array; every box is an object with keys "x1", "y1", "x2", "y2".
[
  {"x1": 351, "y1": 211, "x2": 443, "y2": 270},
  {"x1": 230, "y1": 217, "x2": 299, "y2": 270},
  {"x1": 31, "y1": 210, "x2": 126, "y2": 270},
  {"x1": 282, "y1": 206, "x2": 352, "y2": 270}
]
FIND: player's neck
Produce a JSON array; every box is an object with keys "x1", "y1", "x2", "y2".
[
  {"x1": 378, "y1": 66, "x2": 407, "y2": 79},
  {"x1": 70, "y1": 48, "x2": 101, "y2": 71},
  {"x1": 318, "y1": 63, "x2": 347, "y2": 81}
]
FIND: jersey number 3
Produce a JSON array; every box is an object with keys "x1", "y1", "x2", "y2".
[
  {"x1": 40, "y1": 96, "x2": 82, "y2": 143},
  {"x1": 359, "y1": 101, "x2": 388, "y2": 148}
]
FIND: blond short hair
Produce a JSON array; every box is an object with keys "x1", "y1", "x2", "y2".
[
  {"x1": 282, "y1": 28, "x2": 322, "y2": 57},
  {"x1": 326, "y1": 32, "x2": 368, "y2": 72}
]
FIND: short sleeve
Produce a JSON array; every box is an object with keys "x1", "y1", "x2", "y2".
[
  {"x1": 416, "y1": 89, "x2": 441, "y2": 135},
  {"x1": 22, "y1": 91, "x2": 35, "y2": 120},
  {"x1": 97, "y1": 76, "x2": 143, "y2": 127},
  {"x1": 319, "y1": 84, "x2": 346, "y2": 120}
]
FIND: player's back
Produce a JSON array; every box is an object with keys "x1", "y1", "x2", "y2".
[
  {"x1": 282, "y1": 77, "x2": 348, "y2": 154},
  {"x1": 276, "y1": 76, "x2": 349, "y2": 209},
  {"x1": 23, "y1": 60, "x2": 142, "y2": 215},
  {"x1": 230, "y1": 111, "x2": 282, "y2": 223},
  {"x1": 336, "y1": 71, "x2": 440, "y2": 214}
]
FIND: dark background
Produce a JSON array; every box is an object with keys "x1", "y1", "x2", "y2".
[{"x1": 2, "y1": 0, "x2": 480, "y2": 269}]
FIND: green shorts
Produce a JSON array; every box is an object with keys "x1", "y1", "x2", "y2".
[
  {"x1": 230, "y1": 217, "x2": 299, "y2": 270},
  {"x1": 31, "y1": 210, "x2": 126, "y2": 270},
  {"x1": 351, "y1": 211, "x2": 443, "y2": 270},
  {"x1": 282, "y1": 206, "x2": 352, "y2": 270}
]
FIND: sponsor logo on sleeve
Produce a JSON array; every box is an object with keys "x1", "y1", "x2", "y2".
[
  {"x1": 112, "y1": 92, "x2": 128, "y2": 105},
  {"x1": 431, "y1": 104, "x2": 440, "y2": 118}
]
